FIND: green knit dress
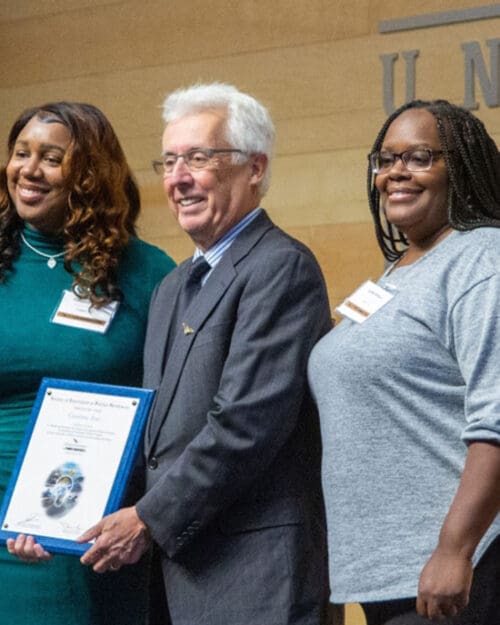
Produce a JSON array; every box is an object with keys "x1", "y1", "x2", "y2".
[{"x1": 0, "y1": 224, "x2": 175, "y2": 625}]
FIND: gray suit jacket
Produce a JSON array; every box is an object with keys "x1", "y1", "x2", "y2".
[{"x1": 137, "y1": 211, "x2": 332, "y2": 625}]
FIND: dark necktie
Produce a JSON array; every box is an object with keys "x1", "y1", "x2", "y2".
[
  {"x1": 163, "y1": 257, "x2": 211, "y2": 363},
  {"x1": 182, "y1": 256, "x2": 211, "y2": 312},
  {"x1": 187, "y1": 256, "x2": 211, "y2": 290},
  {"x1": 178, "y1": 256, "x2": 211, "y2": 335}
]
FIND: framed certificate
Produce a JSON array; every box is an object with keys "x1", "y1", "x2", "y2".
[{"x1": 0, "y1": 378, "x2": 154, "y2": 556}]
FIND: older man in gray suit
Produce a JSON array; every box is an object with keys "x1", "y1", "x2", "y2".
[{"x1": 81, "y1": 83, "x2": 332, "y2": 625}]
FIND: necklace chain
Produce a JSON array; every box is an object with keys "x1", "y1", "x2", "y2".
[{"x1": 20, "y1": 232, "x2": 66, "y2": 269}]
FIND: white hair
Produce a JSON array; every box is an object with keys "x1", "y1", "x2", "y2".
[{"x1": 162, "y1": 83, "x2": 275, "y2": 195}]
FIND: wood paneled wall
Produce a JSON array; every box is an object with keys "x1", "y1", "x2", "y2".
[
  {"x1": 2, "y1": 0, "x2": 499, "y2": 309},
  {"x1": 1, "y1": 3, "x2": 499, "y2": 622}
]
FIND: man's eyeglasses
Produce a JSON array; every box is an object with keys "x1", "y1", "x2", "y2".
[
  {"x1": 369, "y1": 148, "x2": 444, "y2": 174},
  {"x1": 152, "y1": 148, "x2": 246, "y2": 176}
]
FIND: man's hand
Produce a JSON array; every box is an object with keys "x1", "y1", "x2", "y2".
[
  {"x1": 79, "y1": 506, "x2": 151, "y2": 573},
  {"x1": 416, "y1": 546, "x2": 472, "y2": 621}
]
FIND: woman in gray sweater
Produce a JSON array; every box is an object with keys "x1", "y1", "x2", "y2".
[{"x1": 309, "y1": 100, "x2": 500, "y2": 624}]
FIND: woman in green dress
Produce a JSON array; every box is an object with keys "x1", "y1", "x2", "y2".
[{"x1": 0, "y1": 101, "x2": 175, "y2": 624}]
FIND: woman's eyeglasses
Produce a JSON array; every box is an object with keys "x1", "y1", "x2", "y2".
[{"x1": 369, "y1": 148, "x2": 444, "y2": 174}]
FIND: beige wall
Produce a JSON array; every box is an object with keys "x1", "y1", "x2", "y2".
[
  {"x1": 2, "y1": 0, "x2": 499, "y2": 309},
  {"x1": 1, "y1": 2, "x2": 499, "y2": 622}
]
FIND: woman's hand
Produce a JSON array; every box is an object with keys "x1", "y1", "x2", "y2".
[
  {"x1": 417, "y1": 441, "x2": 500, "y2": 621},
  {"x1": 6, "y1": 534, "x2": 52, "y2": 563},
  {"x1": 417, "y1": 547, "x2": 472, "y2": 620}
]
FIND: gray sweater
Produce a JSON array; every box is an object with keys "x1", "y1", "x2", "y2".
[{"x1": 308, "y1": 228, "x2": 500, "y2": 603}]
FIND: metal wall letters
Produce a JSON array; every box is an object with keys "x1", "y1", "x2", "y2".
[{"x1": 379, "y1": 6, "x2": 500, "y2": 114}]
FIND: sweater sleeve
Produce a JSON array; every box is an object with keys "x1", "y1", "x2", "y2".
[{"x1": 451, "y1": 273, "x2": 500, "y2": 444}]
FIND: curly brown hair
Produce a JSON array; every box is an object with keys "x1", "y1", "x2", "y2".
[{"x1": 0, "y1": 101, "x2": 141, "y2": 305}]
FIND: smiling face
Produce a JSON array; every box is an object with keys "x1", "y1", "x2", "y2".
[
  {"x1": 375, "y1": 108, "x2": 450, "y2": 246},
  {"x1": 7, "y1": 116, "x2": 71, "y2": 235},
  {"x1": 161, "y1": 110, "x2": 266, "y2": 251}
]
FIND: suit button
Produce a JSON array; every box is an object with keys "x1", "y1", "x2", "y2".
[{"x1": 148, "y1": 456, "x2": 158, "y2": 470}]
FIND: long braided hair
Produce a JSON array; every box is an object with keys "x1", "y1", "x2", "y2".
[
  {"x1": 0, "y1": 102, "x2": 141, "y2": 305},
  {"x1": 367, "y1": 100, "x2": 500, "y2": 261}
]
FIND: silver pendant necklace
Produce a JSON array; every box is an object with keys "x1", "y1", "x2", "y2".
[{"x1": 20, "y1": 232, "x2": 66, "y2": 269}]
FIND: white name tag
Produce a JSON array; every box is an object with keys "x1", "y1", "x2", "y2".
[
  {"x1": 336, "y1": 280, "x2": 394, "y2": 323},
  {"x1": 51, "y1": 290, "x2": 119, "y2": 334}
]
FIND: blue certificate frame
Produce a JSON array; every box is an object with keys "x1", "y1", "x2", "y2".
[{"x1": 0, "y1": 378, "x2": 154, "y2": 556}]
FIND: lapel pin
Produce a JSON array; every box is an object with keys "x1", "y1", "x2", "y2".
[{"x1": 182, "y1": 322, "x2": 194, "y2": 335}]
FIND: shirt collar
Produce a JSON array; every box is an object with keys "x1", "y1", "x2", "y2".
[{"x1": 192, "y1": 207, "x2": 262, "y2": 268}]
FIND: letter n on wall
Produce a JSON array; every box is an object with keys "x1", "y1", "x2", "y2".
[{"x1": 462, "y1": 38, "x2": 500, "y2": 109}]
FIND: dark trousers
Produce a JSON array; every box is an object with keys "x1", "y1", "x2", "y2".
[
  {"x1": 361, "y1": 535, "x2": 500, "y2": 625},
  {"x1": 149, "y1": 545, "x2": 172, "y2": 625}
]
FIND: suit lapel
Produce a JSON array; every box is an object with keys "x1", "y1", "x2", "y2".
[
  {"x1": 145, "y1": 210, "x2": 275, "y2": 452},
  {"x1": 226, "y1": 209, "x2": 273, "y2": 266},
  {"x1": 146, "y1": 263, "x2": 189, "y2": 389},
  {"x1": 146, "y1": 259, "x2": 236, "y2": 451}
]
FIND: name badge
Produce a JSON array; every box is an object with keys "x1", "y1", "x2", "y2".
[
  {"x1": 335, "y1": 280, "x2": 395, "y2": 323},
  {"x1": 51, "y1": 290, "x2": 119, "y2": 334}
]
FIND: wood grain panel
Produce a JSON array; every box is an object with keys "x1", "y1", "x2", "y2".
[
  {"x1": 0, "y1": 0, "x2": 119, "y2": 21},
  {"x1": 284, "y1": 221, "x2": 383, "y2": 308},
  {"x1": 345, "y1": 602, "x2": 367, "y2": 625},
  {"x1": 0, "y1": 0, "x2": 370, "y2": 87},
  {"x1": 369, "y1": 0, "x2": 500, "y2": 25},
  {"x1": 1, "y1": 18, "x2": 498, "y2": 163},
  {"x1": 266, "y1": 149, "x2": 369, "y2": 227}
]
